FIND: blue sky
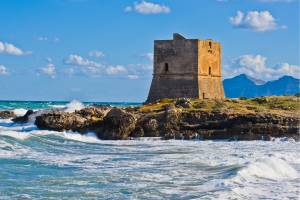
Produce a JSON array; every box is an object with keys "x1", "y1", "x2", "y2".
[{"x1": 0, "y1": 0, "x2": 299, "y2": 102}]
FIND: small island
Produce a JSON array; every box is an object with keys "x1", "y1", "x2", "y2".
[
  {"x1": 0, "y1": 34, "x2": 298, "y2": 141},
  {"x1": 2, "y1": 95, "x2": 298, "y2": 141}
]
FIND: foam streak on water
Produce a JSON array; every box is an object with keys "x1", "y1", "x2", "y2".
[{"x1": 0, "y1": 101, "x2": 299, "y2": 199}]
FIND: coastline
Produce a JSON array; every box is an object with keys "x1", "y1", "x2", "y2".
[{"x1": 2, "y1": 96, "x2": 299, "y2": 141}]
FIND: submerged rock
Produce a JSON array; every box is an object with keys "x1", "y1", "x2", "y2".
[{"x1": 0, "y1": 110, "x2": 16, "y2": 119}]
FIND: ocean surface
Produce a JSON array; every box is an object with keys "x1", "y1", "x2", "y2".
[{"x1": 0, "y1": 101, "x2": 299, "y2": 200}]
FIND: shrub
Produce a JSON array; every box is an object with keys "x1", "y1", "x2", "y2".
[{"x1": 239, "y1": 97, "x2": 247, "y2": 100}]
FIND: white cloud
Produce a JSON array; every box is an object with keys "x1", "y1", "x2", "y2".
[
  {"x1": 0, "y1": 41, "x2": 27, "y2": 56},
  {"x1": 229, "y1": 10, "x2": 283, "y2": 32},
  {"x1": 64, "y1": 54, "x2": 103, "y2": 76},
  {"x1": 223, "y1": 54, "x2": 300, "y2": 80},
  {"x1": 0, "y1": 65, "x2": 8, "y2": 75},
  {"x1": 141, "y1": 52, "x2": 153, "y2": 62},
  {"x1": 89, "y1": 50, "x2": 105, "y2": 58},
  {"x1": 64, "y1": 54, "x2": 102, "y2": 68},
  {"x1": 125, "y1": 1, "x2": 170, "y2": 14},
  {"x1": 106, "y1": 65, "x2": 127, "y2": 75},
  {"x1": 40, "y1": 63, "x2": 56, "y2": 78},
  {"x1": 127, "y1": 75, "x2": 139, "y2": 80}
]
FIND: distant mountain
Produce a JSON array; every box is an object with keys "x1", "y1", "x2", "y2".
[
  {"x1": 245, "y1": 75, "x2": 266, "y2": 85},
  {"x1": 223, "y1": 74, "x2": 300, "y2": 98}
]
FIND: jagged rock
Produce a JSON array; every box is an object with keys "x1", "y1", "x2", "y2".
[
  {"x1": 96, "y1": 108, "x2": 136, "y2": 140},
  {"x1": 160, "y1": 107, "x2": 182, "y2": 139},
  {"x1": 12, "y1": 110, "x2": 34, "y2": 123},
  {"x1": 0, "y1": 110, "x2": 16, "y2": 119},
  {"x1": 31, "y1": 97, "x2": 300, "y2": 141},
  {"x1": 75, "y1": 106, "x2": 109, "y2": 120},
  {"x1": 35, "y1": 111, "x2": 87, "y2": 132}
]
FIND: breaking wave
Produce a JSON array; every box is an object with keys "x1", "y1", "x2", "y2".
[{"x1": 0, "y1": 101, "x2": 299, "y2": 199}]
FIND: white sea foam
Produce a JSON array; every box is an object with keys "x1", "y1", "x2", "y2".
[
  {"x1": 60, "y1": 131, "x2": 101, "y2": 144},
  {"x1": 0, "y1": 118, "x2": 299, "y2": 199},
  {"x1": 13, "y1": 108, "x2": 28, "y2": 116},
  {"x1": 236, "y1": 157, "x2": 298, "y2": 181},
  {"x1": 64, "y1": 100, "x2": 85, "y2": 113},
  {"x1": 0, "y1": 129, "x2": 31, "y2": 140}
]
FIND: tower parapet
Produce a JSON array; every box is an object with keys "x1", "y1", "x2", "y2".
[{"x1": 147, "y1": 33, "x2": 224, "y2": 102}]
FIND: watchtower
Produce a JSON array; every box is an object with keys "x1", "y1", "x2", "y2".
[{"x1": 146, "y1": 33, "x2": 225, "y2": 102}]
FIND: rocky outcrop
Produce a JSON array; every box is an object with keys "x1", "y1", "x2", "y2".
[
  {"x1": 35, "y1": 106, "x2": 111, "y2": 132},
  {"x1": 30, "y1": 97, "x2": 300, "y2": 141},
  {"x1": 95, "y1": 108, "x2": 136, "y2": 140},
  {"x1": 0, "y1": 110, "x2": 16, "y2": 119},
  {"x1": 35, "y1": 111, "x2": 87, "y2": 132},
  {"x1": 12, "y1": 110, "x2": 34, "y2": 123}
]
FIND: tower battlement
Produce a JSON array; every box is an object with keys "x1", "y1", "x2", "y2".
[{"x1": 147, "y1": 33, "x2": 224, "y2": 102}]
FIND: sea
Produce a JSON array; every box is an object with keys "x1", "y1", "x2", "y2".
[{"x1": 0, "y1": 100, "x2": 299, "y2": 200}]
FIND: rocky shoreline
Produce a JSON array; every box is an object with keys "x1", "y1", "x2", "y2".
[{"x1": 1, "y1": 96, "x2": 299, "y2": 141}]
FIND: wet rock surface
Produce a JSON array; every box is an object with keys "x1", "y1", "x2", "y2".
[
  {"x1": 0, "y1": 110, "x2": 16, "y2": 119},
  {"x1": 12, "y1": 110, "x2": 34, "y2": 123},
  {"x1": 16, "y1": 97, "x2": 300, "y2": 141}
]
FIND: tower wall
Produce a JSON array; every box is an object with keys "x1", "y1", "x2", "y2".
[
  {"x1": 147, "y1": 37, "x2": 199, "y2": 102},
  {"x1": 198, "y1": 40, "x2": 224, "y2": 99},
  {"x1": 146, "y1": 34, "x2": 224, "y2": 103}
]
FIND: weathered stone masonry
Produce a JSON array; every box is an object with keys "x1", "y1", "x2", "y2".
[{"x1": 147, "y1": 33, "x2": 225, "y2": 102}]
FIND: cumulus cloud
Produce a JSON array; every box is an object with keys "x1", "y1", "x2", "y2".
[
  {"x1": 125, "y1": 1, "x2": 170, "y2": 14},
  {"x1": 0, "y1": 65, "x2": 8, "y2": 75},
  {"x1": 65, "y1": 54, "x2": 102, "y2": 68},
  {"x1": 0, "y1": 40, "x2": 28, "y2": 56},
  {"x1": 223, "y1": 54, "x2": 300, "y2": 81},
  {"x1": 64, "y1": 54, "x2": 104, "y2": 76},
  {"x1": 106, "y1": 65, "x2": 127, "y2": 75},
  {"x1": 40, "y1": 63, "x2": 56, "y2": 78},
  {"x1": 229, "y1": 10, "x2": 284, "y2": 32},
  {"x1": 89, "y1": 50, "x2": 105, "y2": 58}
]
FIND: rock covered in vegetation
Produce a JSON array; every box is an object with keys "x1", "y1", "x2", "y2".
[
  {"x1": 0, "y1": 110, "x2": 16, "y2": 119},
  {"x1": 32, "y1": 96, "x2": 300, "y2": 141}
]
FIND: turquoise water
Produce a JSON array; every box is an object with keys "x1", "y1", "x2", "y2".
[
  {"x1": 0, "y1": 100, "x2": 141, "y2": 110},
  {"x1": 0, "y1": 101, "x2": 299, "y2": 199}
]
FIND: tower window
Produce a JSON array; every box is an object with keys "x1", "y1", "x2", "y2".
[
  {"x1": 209, "y1": 41, "x2": 212, "y2": 48},
  {"x1": 164, "y1": 63, "x2": 169, "y2": 72},
  {"x1": 209, "y1": 67, "x2": 211, "y2": 75}
]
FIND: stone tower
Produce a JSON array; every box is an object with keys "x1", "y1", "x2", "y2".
[{"x1": 146, "y1": 33, "x2": 225, "y2": 102}]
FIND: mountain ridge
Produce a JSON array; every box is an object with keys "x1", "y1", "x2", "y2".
[{"x1": 223, "y1": 74, "x2": 300, "y2": 98}]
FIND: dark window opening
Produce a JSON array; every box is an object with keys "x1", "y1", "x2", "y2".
[
  {"x1": 203, "y1": 93, "x2": 206, "y2": 99},
  {"x1": 164, "y1": 63, "x2": 169, "y2": 72},
  {"x1": 209, "y1": 41, "x2": 212, "y2": 48},
  {"x1": 209, "y1": 67, "x2": 211, "y2": 75}
]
